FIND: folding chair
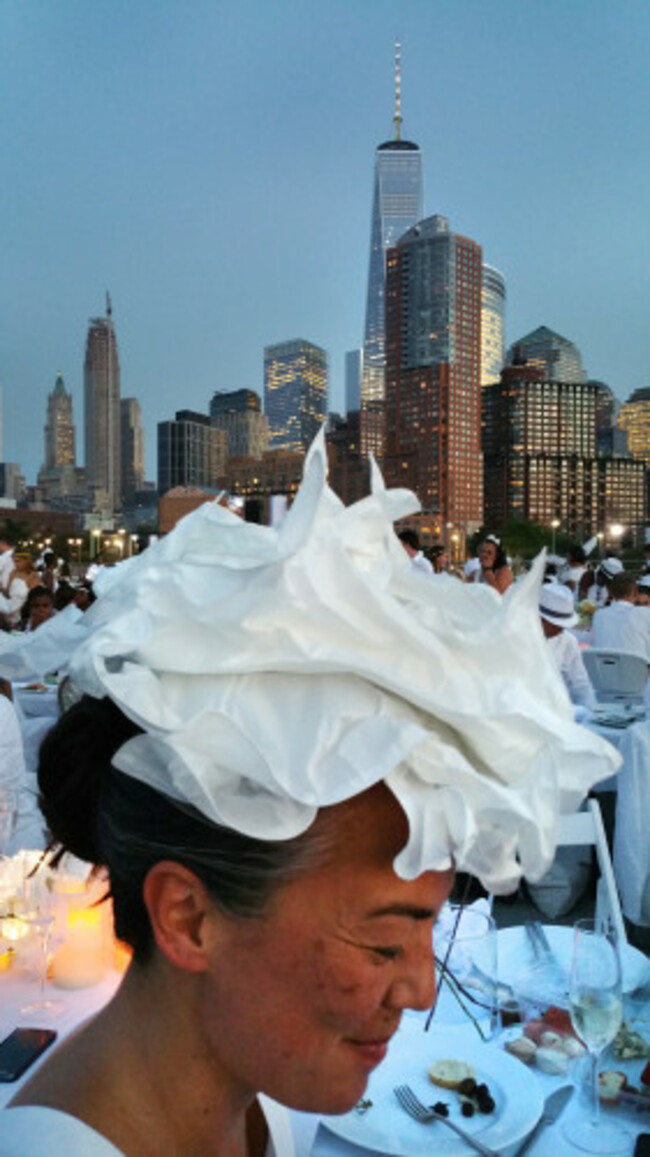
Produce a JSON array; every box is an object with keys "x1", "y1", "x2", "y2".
[
  {"x1": 582, "y1": 648, "x2": 647, "y2": 706},
  {"x1": 556, "y1": 798, "x2": 627, "y2": 946}
]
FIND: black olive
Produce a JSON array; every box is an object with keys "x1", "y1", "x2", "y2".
[
  {"x1": 461, "y1": 1101, "x2": 475, "y2": 1118},
  {"x1": 433, "y1": 1101, "x2": 449, "y2": 1117}
]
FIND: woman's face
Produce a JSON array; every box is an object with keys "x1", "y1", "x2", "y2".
[
  {"x1": 198, "y1": 784, "x2": 453, "y2": 1115},
  {"x1": 478, "y1": 541, "x2": 497, "y2": 569},
  {"x1": 29, "y1": 594, "x2": 54, "y2": 628}
]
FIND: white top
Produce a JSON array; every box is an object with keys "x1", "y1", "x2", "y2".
[
  {"x1": 591, "y1": 600, "x2": 650, "y2": 662},
  {"x1": 0, "y1": 1096, "x2": 293, "y2": 1156},
  {"x1": 546, "y1": 632, "x2": 597, "y2": 711},
  {"x1": 0, "y1": 549, "x2": 14, "y2": 588},
  {"x1": 409, "y1": 550, "x2": 433, "y2": 575},
  {"x1": 0, "y1": 577, "x2": 28, "y2": 628}
]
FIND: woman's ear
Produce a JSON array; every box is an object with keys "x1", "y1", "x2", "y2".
[{"x1": 142, "y1": 861, "x2": 218, "y2": 973}]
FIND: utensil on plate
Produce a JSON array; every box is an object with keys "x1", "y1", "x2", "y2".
[
  {"x1": 393, "y1": 1084, "x2": 499, "y2": 1156},
  {"x1": 515, "y1": 1085, "x2": 574, "y2": 1155}
]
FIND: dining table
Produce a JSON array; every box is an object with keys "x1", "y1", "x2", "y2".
[{"x1": 1, "y1": 921, "x2": 649, "y2": 1156}]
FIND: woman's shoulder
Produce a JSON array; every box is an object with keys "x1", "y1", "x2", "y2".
[{"x1": 0, "y1": 1106, "x2": 124, "y2": 1157}]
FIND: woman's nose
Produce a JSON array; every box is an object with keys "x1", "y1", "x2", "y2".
[{"x1": 385, "y1": 942, "x2": 436, "y2": 1013}]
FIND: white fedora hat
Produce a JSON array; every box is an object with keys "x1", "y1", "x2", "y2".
[{"x1": 539, "y1": 583, "x2": 579, "y2": 629}]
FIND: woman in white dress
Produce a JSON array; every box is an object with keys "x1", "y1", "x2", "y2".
[{"x1": 0, "y1": 434, "x2": 618, "y2": 1157}]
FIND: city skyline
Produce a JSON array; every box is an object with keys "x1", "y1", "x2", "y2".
[{"x1": 2, "y1": 0, "x2": 650, "y2": 486}]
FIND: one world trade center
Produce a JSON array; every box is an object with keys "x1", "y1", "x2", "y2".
[{"x1": 361, "y1": 44, "x2": 423, "y2": 412}]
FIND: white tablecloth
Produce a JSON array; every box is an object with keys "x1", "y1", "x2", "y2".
[{"x1": 613, "y1": 719, "x2": 650, "y2": 926}]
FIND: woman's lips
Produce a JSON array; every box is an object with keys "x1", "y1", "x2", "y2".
[{"x1": 346, "y1": 1037, "x2": 391, "y2": 1066}]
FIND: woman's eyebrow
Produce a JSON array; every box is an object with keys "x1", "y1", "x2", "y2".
[{"x1": 365, "y1": 903, "x2": 437, "y2": 921}]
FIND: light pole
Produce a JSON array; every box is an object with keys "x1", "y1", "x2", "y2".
[
  {"x1": 596, "y1": 531, "x2": 604, "y2": 558},
  {"x1": 551, "y1": 519, "x2": 560, "y2": 556},
  {"x1": 608, "y1": 523, "x2": 624, "y2": 553}
]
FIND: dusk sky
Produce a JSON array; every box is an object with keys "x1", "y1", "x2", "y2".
[{"x1": 2, "y1": 0, "x2": 650, "y2": 485}]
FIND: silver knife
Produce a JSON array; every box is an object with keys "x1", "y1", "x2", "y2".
[{"x1": 516, "y1": 1085, "x2": 574, "y2": 1155}]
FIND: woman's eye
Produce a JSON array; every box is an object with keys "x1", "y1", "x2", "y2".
[{"x1": 371, "y1": 945, "x2": 402, "y2": 961}]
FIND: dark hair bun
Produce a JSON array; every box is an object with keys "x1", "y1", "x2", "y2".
[{"x1": 38, "y1": 696, "x2": 142, "y2": 863}]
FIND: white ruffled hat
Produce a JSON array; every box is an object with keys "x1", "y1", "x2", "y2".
[{"x1": 69, "y1": 431, "x2": 620, "y2": 893}]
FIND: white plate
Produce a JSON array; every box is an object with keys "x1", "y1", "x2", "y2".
[
  {"x1": 320, "y1": 1025, "x2": 544, "y2": 1155},
  {"x1": 498, "y1": 924, "x2": 650, "y2": 996}
]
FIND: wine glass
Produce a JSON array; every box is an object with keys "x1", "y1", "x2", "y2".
[
  {"x1": 563, "y1": 918, "x2": 629, "y2": 1154},
  {"x1": 427, "y1": 904, "x2": 498, "y2": 1039},
  {"x1": 19, "y1": 865, "x2": 64, "y2": 1018}
]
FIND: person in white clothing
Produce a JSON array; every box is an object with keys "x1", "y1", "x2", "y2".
[
  {"x1": 635, "y1": 574, "x2": 650, "y2": 606},
  {"x1": 397, "y1": 528, "x2": 434, "y2": 575},
  {"x1": 0, "y1": 536, "x2": 15, "y2": 587},
  {"x1": 584, "y1": 556, "x2": 624, "y2": 608},
  {"x1": 539, "y1": 584, "x2": 597, "y2": 711},
  {"x1": 591, "y1": 571, "x2": 650, "y2": 662},
  {"x1": 557, "y1": 544, "x2": 587, "y2": 600},
  {"x1": 2, "y1": 435, "x2": 617, "y2": 1157}
]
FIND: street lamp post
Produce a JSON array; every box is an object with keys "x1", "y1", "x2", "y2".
[
  {"x1": 608, "y1": 523, "x2": 624, "y2": 553},
  {"x1": 551, "y1": 519, "x2": 560, "y2": 556}
]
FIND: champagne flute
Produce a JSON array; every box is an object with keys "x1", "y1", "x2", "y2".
[
  {"x1": 19, "y1": 865, "x2": 64, "y2": 1018},
  {"x1": 563, "y1": 918, "x2": 629, "y2": 1154}
]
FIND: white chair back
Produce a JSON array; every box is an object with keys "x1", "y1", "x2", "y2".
[
  {"x1": 557, "y1": 798, "x2": 627, "y2": 945},
  {"x1": 581, "y1": 648, "x2": 647, "y2": 704}
]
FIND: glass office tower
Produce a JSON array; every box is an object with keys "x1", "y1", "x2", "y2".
[
  {"x1": 264, "y1": 339, "x2": 328, "y2": 451},
  {"x1": 481, "y1": 264, "x2": 506, "y2": 387},
  {"x1": 361, "y1": 45, "x2": 423, "y2": 410}
]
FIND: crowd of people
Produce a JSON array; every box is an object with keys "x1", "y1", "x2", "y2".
[
  {"x1": 397, "y1": 525, "x2": 650, "y2": 712},
  {"x1": 0, "y1": 537, "x2": 95, "y2": 636}
]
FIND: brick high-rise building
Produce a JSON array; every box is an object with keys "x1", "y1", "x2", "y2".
[
  {"x1": 383, "y1": 214, "x2": 483, "y2": 539},
  {"x1": 84, "y1": 294, "x2": 121, "y2": 512}
]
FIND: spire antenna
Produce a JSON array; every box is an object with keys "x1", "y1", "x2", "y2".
[
  {"x1": 393, "y1": 40, "x2": 402, "y2": 141},
  {"x1": 106, "y1": 291, "x2": 112, "y2": 318}
]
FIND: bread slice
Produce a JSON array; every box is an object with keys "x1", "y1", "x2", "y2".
[{"x1": 428, "y1": 1059, "x2": 476, "y2": 1090}]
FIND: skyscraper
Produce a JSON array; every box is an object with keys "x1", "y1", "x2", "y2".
[
  {"x1": 384, "y1": 214, "x2": 483, "y2": 537},
  {"x1": 617, "y1": 387, "x2": 650, "y2": 461},
  {"x1": 361, "y1": 44, "x2": 423, "y2": 411},
  {"x1": 120, "y1": 397, "x2": 145, "y2": 501},
  {"x1": 481, "y1": 265, "x2": 506, "y2": 386},
  {"x1": 157, "y1": 410, "x2": 227, "y2": 494},
  {"x1": 507, "y1": 326, "x2": 586, "y2": 383},
  {"x1": 84, "y1": 294, "x2": 121, "y2": 511},
  {"x1": 44, "y1": 373, "x2": 75, "y2": 468},
  {"x1": 483, "y1": 368, "x2": 646, "y2": 541},
  {"x1": 264, "y1": 340, "x2": 328, "y2": 451},
  {"x1": 209, "y1": 389, "x2": 269, "y2": 458}
]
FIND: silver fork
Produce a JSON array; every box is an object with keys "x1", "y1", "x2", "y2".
[{"x1": 394, "y1": 1084, "x2": 499, "y2": 1157}]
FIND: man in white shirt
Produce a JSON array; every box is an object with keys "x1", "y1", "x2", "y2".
[
  {"x1": 591, "y1": 572, "x2": 650, "y2": 662},
  {"x1": 397, "y1": 529, "x2": 434, "y2": 575},
  {"x1": 539, "y1": 583, "x2": 597, "y2": 711},
  {"x1": 585, "y1": 556, "x2": 624, "y2": 607}
]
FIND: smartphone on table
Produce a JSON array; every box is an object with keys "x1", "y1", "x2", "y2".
[{"x1": 0, "y1": 1027, "x2": 57, "y2": 1082}]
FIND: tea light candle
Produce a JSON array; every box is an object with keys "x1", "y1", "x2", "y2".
[{"x1": 51, "y1": 880, "x2": 107, "y2": 989}]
